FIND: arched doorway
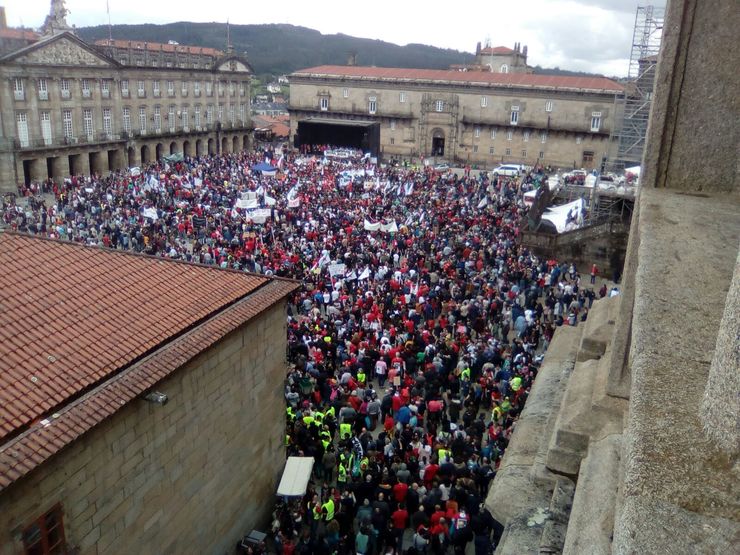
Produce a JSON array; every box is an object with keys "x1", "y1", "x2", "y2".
[
  {"x1": 156, "y1": 143, "x2": 164, "y2": 160},
  {"x1": 169, "y1": 141, "x2": 177, "y2": 155},
  {"x1": 431, "y1": 129, "x2": 445, "y2": 157},
  {"x1": 196, "y1": 139, "x2": 203, "y2": 157},
  {"x1": 221, "y1": 137, "x2": 229, "y2": 154},
  {"x1": 208, "y1": 138, "x2": 215, "y2": 155},
  {"x1": 183, "y1": 140, "x2": 192, "y2": 157},
  {"x1": 242, "y1": 134, "x2": 250, "y2": 150},
  {"x1": 232, "y1": 136, "x2": 239, "y2": 153},
  {"x1": 127, "y1": 146, "x2": 136, "y2": 168},
  {"x1": 141, "y1": 145, "x2": 150, "y2": 165}
]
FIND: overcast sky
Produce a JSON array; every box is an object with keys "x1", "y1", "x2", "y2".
[{"x1": 8, "y1": 0, "x2": 666, "y2": 76}]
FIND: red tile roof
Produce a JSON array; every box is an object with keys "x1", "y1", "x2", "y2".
[
  {"x1": 480, "y1": 46, "x2": 515, "y2": 55},
  {"x1": 0, "y1": 267, "x2": 298, "y2": 490},
  {"x1": 292, "y1": 65, "x2": 624, "y2": 93},
  {"x1": 0, "y1": 28, "x2": 39, "y2": 41},
  {"x1": 94, "y1": 39, "x2": 223, "y2": 57},
  {"x1": 0, "y1": 233, "x2": 294, "y2": 446}
]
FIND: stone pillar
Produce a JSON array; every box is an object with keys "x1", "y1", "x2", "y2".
[
  {"x1": 77, "y1": 153, "x2": 91, "y2": 177},
  {"x1": 701, "y1": 248, "x2": 740, "y2": 455},
  {"x1": 51, "y1": 155, "x2": 70, "y2": 184},
  {"x1": 111, "y1": 148, "x2": 126, "y2": 171},
  {"x1": 89, "y1": 151, "x2": 105, "y2": 176},
  {"x1": 28, "y1": 158, "x2": 46, "y2": 183}
]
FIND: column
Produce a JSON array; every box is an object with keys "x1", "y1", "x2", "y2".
[
  {"x1": 51, "y1": 155, "x2": 70, "y2": 184},
  {"x1": 29, "y1": 158, "x2": 46, "y2": 183}
]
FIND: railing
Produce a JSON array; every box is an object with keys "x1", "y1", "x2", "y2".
[
  {"x1": 101, "y1": 89, "x2": 110, "y2": 99},
  {"x1": 121, "y1": 90, "x2": 130, "y2": 98},
  {"x1": 14, "y1": 90, "x2": 24, "y2": 101},
  {"x1": 61, "y1": 90, "x2": 70, "y2": 99},
  {"x1": 38, "y1": 91, "x2": 48, "y2": 101},
  {"x1": 82, "y1": 90, "x2": 91, "y2": 98},
  {"x1": 153, "y1": 90, "x2": 161, "y2": 98}
]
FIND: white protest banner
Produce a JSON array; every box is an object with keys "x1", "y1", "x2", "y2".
[
  {"x1": 264, "y1": 195, "x2": 277, "y2": 206},
  {"x1": 358, "y1": 267, "x2": 371, "y2": 281},
  {"x1": 380, "y1": 221, "x2": 399, "y2": 233},
  {"x1": 249, "y1": 208, "x2": 272, "y2": 224},
  {"x1": 364, "y1": 219, "x2": 381, "y2": 231},
  {"x1": 236, "y1": 198, "x2": 259, "y2": 209},
  {"x1": 328, "y1": 263, "x2": 347, "y2": 278},
  {"x1": 477, "y1": 196, "x2": 488, "y2": 209},
  {"x1": 130, "y1": 167, "x2": 141, "y2": 177},
  {"x1": 142, "y1": 207, "x2": 158, "y2": 220}
]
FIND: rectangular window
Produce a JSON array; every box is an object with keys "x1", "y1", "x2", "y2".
[
  {"x1": 13, "y1": 77, "x2": 24, "y2": 100},
  {"x1": 16, "y1": 112, "x2": 29, "y2": 147},
  {"x1": 83, "y1": 108, "x2": 94, "y2": 140},
  {"x1": 139, "y1": 106, "x2": 146, "y2": 133},
  {"x1": 474, "y1": 126, "x2": 480, "y2": 138},
  {"x1": 510, "y1": 106, "x2": 519, "y2": 125},
  {"x1": 583, "y1": 150, "x2": 595, "y2": 163},
  {"x1": 239, "y1": 103, "x2": 246, "y2": 123},
  {"x1": 390, "y1": 137, "x2": 395, "y2": 145},
  {"x1": 368, "y1": 97, "x2": 377, "y2": 114},
  {"x1": 194, "y1": 81, "x2": 200, "y2": 96},
  {"x1": 101, "y1": 79, "x2": 110, "y2": 98},
  {"x1": 194, "y1": 105, "x2": 201, "y2": 128},
  {"x1": 121, "y1": 79, "x2": 129, "y2": 97},
  {"x1": 320, "y1": 97, "x2": 329, "y2": 111},
  {"x1": 207, "y1": 105, "x2": 214, "y2": 125},
  {"x1": 182, "y1": 108, "x2": 189, "y2": 130},
  {"x1": 523, "y1": 130, "x2": 530, "y2": 142},
  {"x1": 206, "y1": 81, "x2": 213, "y2": 96},
  {"x1": 218, "y1": 82, "x2": 224, "y2": 96},
  {"x1": 576, "y1": 136, "x2": 582, "y2": 145},
  {"x1": 539, "y1": 151, "x2": 545, "y2": 159},
  {"x1": 390, "y1": 120, "x2": 396, "y2": 131},
  {"x1": 122, "y1": 107, "x2": 131, "y2": 133},
  {"x1": 167, "y1": 80, "x2": 175, "y2": 96},
  {"x1": 545, "y1": 100, "x2": 553, "y2": 112},
  {"x1": 489, "y1": 146, "x2": 494, "y2": 155},
  {"x1": 81, "y1": 79, "x2": 91, "y2": 98},
  {"x1": 490, "y1": 128, "x2": 497, "y2": 139},
  {"x1": 239, "y1": 83, "x2": 246, "y2": 96},
  {"x1": 591, "y1": 112, "x2": 602, "y2": 132},
  {"x1": 181, "y1": 81, "x2": 188, "y2": 96},
  {"x1": 481, "y1": 96, "x2": 488, "y2": 108},
  {"x1": 342, "y1": 88, "x2": 349, "y2": 98},
  {"x1": 62, "y1": 109, "x2": 73, "y2": 138},
  {"x1": 473, "y1": 145, "x2": 479, "y2": 153},
  {"x1": 229, "y1": 103, "x2": 235, "y2": 123},
  {"x1": 541, "y1": 132, "x2": 547, "y2": 143},
  {"x1": 435, "y1": 100, "x2": 444, "y2": 112},
  {"x1": 229, "y1": 82, "x2": 236, "y2": 96},
  {"x1": 103, "y1": 108, "x2": 112, "y2": 136},
  {"x1": 505, "y1": 148, "x2": 511, "y2": 156},
  {"x1": 40, "y1": 111, "x2": 52, "y2": 145},
  {"x1": 38, "y1": 78, "x2": 48, "y2": 100},
  {"x1": 399, "y1": 92, "x2": 406, "y2": 103},
  {"x1": 152, "y1": 106, "x2": 161, "y2": 133},
  {"x1": 153, "y1": 80, "x2": 160, "y2": 97},
  {"x1": 137, "y1": 80, "x2": 145, "y2": 97},
  {"x1": 60, "y1": 79, "x2": 70, "y2": 99},
  {"x1": 22, "y1": 505, "x2": 66, "y2": 555},
  {"x1": 507, "y1": 130, "x2": 513, "y2": 141},
  {"x1": 521, "y1": 149, "x2": 527, "y2": 157},
  {"x1": 217, "y1": 104, "x2": 223, "y2": 121},
  {"x1": 169, "y1": 105, "x2": 176, "y2": 132}
]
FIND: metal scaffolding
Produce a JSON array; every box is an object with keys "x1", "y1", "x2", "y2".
[{"x1": 615, "y1": 5, "x2": 665, "y2": 170}]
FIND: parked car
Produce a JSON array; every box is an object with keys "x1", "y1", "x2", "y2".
[
  {"x1": 434, "y1": 163, "x2": 450, "y2": 172},
  {"x1": 493, "y1": 164, "x2": 523, "y2": 177}
]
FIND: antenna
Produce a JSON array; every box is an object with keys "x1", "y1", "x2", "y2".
[
  {"x1": 107, "y1": 0, "x2": 112, "y2": 42},
  {"x1": 226, "y1": 19, "x2": 231, "y2": 53}
]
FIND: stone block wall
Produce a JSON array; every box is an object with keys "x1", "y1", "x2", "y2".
[{"x1": 0, "y1": 301, "x2": 288, "y2": 555}]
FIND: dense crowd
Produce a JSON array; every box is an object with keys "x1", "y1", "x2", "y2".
[{"x1": 5, "y1": 145, "x2": 603, "y2": 554}]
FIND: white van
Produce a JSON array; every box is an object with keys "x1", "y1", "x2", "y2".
[{"x1": 493, "y1": 164, "x2": 524, "y2": 177}]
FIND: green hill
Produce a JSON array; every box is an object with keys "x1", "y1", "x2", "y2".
[{"x1": 78, "y1": 22, "x2": 477, "y2": 78}]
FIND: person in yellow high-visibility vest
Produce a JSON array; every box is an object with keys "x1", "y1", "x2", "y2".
[
  {"x1": 340, "y1": 422, "x2": 352, "y2": 440},
  {"x1": 322, "y1": 496, "x2": 335, "y2": 521},
  {"x1": 438, "y1": 447, "x2": 450, "y2": 464},
  {"x1": 337, "y1": 461, "x2": 348, "y2": 490}
]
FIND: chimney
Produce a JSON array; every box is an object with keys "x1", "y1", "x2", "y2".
[
  {"x1": 476, "y1": 41, "x2": 481, "y2": 55},
  {"x1": 347, "y1": 51, "x2": 357, "y2": 66},
  {"x1": 522, "y1": 45, "x2": 528, "y2": 59},
  {"x1": 0, "y1": 7, "x2": 7, "y2": 29}
]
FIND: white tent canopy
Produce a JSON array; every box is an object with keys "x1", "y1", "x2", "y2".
[
  {"x1": 541, "y1": 198, "x2": 585, "y2": 233},
  {"x1": 276, "y1": 457, "x2": 314, "y2": 497}
]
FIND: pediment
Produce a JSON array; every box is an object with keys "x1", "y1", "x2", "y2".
[
  {"x1": 8, "y1": 35, "x2": 115, "y2": 68},
  {"x1": 215, "y1": 56, "x2": 253, "y2": 74}
]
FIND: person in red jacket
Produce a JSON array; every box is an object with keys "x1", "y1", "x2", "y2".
[{"x1": 391, "y1": 503, "x2": 408, "y2": 553}]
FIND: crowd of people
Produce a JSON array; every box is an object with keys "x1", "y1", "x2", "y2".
[{"x1": 5, "y1": 144, "x2": 605, "y2": 555}]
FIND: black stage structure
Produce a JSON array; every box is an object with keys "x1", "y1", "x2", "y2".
[{"x1": 294, "y1": 118, "x2": 380, "y2": 158}]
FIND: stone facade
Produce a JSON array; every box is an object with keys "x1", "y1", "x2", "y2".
[
  {"x1": 289, "y1": 65, "x2": 622, "y2": 169},
  {"x1": 0, "y1": 32, "x2": 253, "y2": 192},
  {"x1": 0, "y1": 302, "x2": 287, "y2": 554}
]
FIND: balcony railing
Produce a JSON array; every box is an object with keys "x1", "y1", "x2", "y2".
[
  {"x1": 14, "y1": 133, "x2": 126, "y2": 149},
  {"x1": 38, "y1": 91, "x2": 48, "y2": 101},
  {"x1": 101, "y1": 89, "x2": 110, "y2": 99},
  {"x1": 82, "y1": 89, "x2": 91, "y2": 98},
  {"x1": 61, "y1": 89, "x2": 70, "y2": 99},
  {"x1": 14, "y1": 90, "x2": 24, "y2": 101}
]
